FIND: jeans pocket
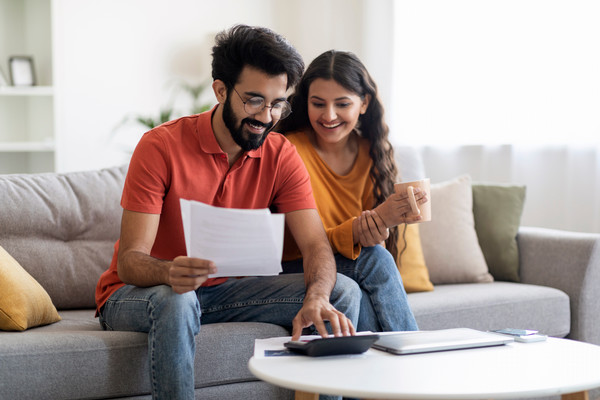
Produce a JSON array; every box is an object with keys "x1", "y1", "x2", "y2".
[{"x1": 98, "y1": 309, "x2": 113, "y2": 331}]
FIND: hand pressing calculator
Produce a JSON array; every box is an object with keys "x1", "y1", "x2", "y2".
[{"x1": 284, "y1": 334, "x2": 380, "y2": 357}]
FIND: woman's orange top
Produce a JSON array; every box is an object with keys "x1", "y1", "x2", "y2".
[{"x1": 283, "y1": 130, "x2": 374, "y2": 261}]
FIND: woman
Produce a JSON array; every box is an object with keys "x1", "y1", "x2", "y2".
[{"x1": 279, "y1": 50, "x2": 426, "y2": 332}]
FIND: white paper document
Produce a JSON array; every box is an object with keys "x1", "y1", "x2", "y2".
[{"x1": 180, "y1": 199, "x2": 284, "y2": 278}]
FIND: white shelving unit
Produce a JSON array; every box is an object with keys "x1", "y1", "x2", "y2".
[
  {"x1": 0, "y1": 86, "x2": 54, "y2": 96},
  {"x1": 0, "y1": 0, "x2": 55, "y2": 174}
]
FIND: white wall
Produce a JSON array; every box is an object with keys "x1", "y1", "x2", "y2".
[
  {"x1": 53, "y1": 0, "x2": 272, "y2": 171},
  {"x1": 52, "y1": 0, "x2": 391, "y2": 172},
  {"x1": 391, "y1": 0, "x2": 600, "y2": 147}
]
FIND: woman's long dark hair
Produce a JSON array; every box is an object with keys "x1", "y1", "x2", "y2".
[{"x1": 279, "y1": 50, "x2": 400, "y2": 259}]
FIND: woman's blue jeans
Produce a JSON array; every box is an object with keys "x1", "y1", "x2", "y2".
[
  {"x1": 339, "y1": 245, "x2": 418, "y2": 332},
  {"x1": 99, "y1": 272, "x2": 361, "y2": 400}
]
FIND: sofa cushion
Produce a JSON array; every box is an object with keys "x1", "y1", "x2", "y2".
[
  {"x1": 408, "y1": 282, "x2": 570, "y2": 338},
  {"x1": 0, "y1": 245, "x2": 61, "y2": 331},
  {"x1": 0, "y1": 166, "x2": 127, "y2": 309},
  {"x1": 472, "y1": 183, "x2": 526, "y2": 282},
  {"x1": 396, "y1": 223, "x2": 434, "y2": 293},
  {"x1": 419, "y1": 175, "x2": 494, "y2": 284},
  {"x1": 0, "y1": 310, "x2": 290, "y2": 399}
]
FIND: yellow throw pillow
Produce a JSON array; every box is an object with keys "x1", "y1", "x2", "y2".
[
  {"x1": 0, "y1": 245, "x2": 61, "y2": 331},
  {"x1": 395, "y1": 224, "x2": 434, "y2": 293}
]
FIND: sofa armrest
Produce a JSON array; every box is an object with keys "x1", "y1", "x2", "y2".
[{"x1": 517, "y1": 226, "x2": 600, "y2": 345}]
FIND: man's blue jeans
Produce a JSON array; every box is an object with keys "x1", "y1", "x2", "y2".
[
  {"x1": 283, "y1": 245, "x2": 418, "y2": 332},
  {"x1": 99, "y1": 273, "x2": 361, "y2": 400}
]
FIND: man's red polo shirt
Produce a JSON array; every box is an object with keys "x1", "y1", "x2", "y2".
[{"x1": 95, "y1": 106, "x2": 316, "y2": 312}]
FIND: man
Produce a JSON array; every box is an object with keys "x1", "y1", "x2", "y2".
[{"x1": 95, "y1": 25, "x2": 360, "y2": 399}]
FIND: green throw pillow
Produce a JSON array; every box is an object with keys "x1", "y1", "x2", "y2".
[{"x1": 472, "y1": 183, "x2": 526, "y2": 282}]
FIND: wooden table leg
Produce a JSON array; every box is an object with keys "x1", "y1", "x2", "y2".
[
  {"x1": 562, "y1": 391, "x2": 589, "y2": 400},
  {"x1": 295, "y1": 390, "x2": 319, "y2": 400}
]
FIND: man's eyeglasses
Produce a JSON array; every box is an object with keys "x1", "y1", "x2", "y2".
[{"x1": 232, "y1": 87, "x2": 292, "y2": 120}]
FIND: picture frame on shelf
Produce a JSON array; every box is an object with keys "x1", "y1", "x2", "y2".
[{"x1": 9, "y1": 56, "x2": 36, "y2": 86}]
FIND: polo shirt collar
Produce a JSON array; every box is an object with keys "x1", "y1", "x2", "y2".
[{"x1": 197, "y1": 105, "x2": 263, "y2": 158}]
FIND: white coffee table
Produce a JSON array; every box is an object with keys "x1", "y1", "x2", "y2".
[{"x1": 249, "y1": 337, "x2": 600, "y2": 400}]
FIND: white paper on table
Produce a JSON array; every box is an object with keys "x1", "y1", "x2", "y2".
[
  {"x1": 180, "y1": 199, "x2": 284, "y2": 278},
  {"x1": 254, "y1": 336, "x2": 295, "y2": 358}
]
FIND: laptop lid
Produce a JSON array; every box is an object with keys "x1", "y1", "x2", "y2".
[{"x1": 372, "y1": 328, "x2": 514, "y2": 355}]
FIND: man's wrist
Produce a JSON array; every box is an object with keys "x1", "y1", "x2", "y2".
[{"x1": 304, "y1": 288, "x2": 331, "y2": 304}]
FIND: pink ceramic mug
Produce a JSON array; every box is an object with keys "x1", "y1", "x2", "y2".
[{"x1": 394, "y1": 178, "x2": 431, "y2": 222}]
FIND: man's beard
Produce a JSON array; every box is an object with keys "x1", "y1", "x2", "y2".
[{"x1": 222, "y1": 96, "x2": 274, "y2": 151}]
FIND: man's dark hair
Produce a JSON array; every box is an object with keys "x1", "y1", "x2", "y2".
[{"x1": 211, "y1": 25, "x2": 304, "y2": 90}]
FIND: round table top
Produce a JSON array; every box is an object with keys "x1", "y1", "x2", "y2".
[{"x1": 249, "y1": 337, "x2": 600, "y2": 399}]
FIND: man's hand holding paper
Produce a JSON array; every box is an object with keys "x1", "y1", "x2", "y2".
[
  {"x1": 167, "y1": 255, "x2": 217, "y2": 294},
  {"x1": 180, "y1": 199, "x2": 285, "y2": 278}
]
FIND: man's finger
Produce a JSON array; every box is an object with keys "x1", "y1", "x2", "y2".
[
  {"x1": 291, "y1": 317, "x2": 304, "y2": 341},
  {"x1": 327, "y1": 311, "x2": 343, "y2": 337},
  {"x1": 348, "y1": 318, "x2": 356, "y2": 335},
  {"x1": 313, "y1": 318, "x2": 330, "y2": 338},
  {"x1": 336, "y1": 311, "x2": 352, "y2": 336},
  {"x1": 171, "y1": 266, "x2": 211, "y2": 277}
]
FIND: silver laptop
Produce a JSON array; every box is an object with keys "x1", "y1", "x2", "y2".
[{"x1": 372, "y1": 328, "x2": 513, "y2": 355}]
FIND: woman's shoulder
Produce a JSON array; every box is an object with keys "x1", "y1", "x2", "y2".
[
  {"x1": 283, "y1": 129, "x2": 319, "y2": 163},
  {"x1": 283, "y1": 129, "x2": 310, "y2": 145},
  {"x1": 283, "y1": 130, "x2": 314, "y2": 153}
]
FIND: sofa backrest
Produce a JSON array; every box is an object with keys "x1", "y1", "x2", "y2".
[
  {"x1": 0, "y1": 165, "x2": 127, "y2": 309},
  {"x1": 0, "y1": 147, "x2": 425, "y2": 310}
]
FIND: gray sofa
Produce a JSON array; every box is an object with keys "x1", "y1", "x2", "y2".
[{"x1": 1, "y1": 157, "x2": 599, "y2": 399}]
